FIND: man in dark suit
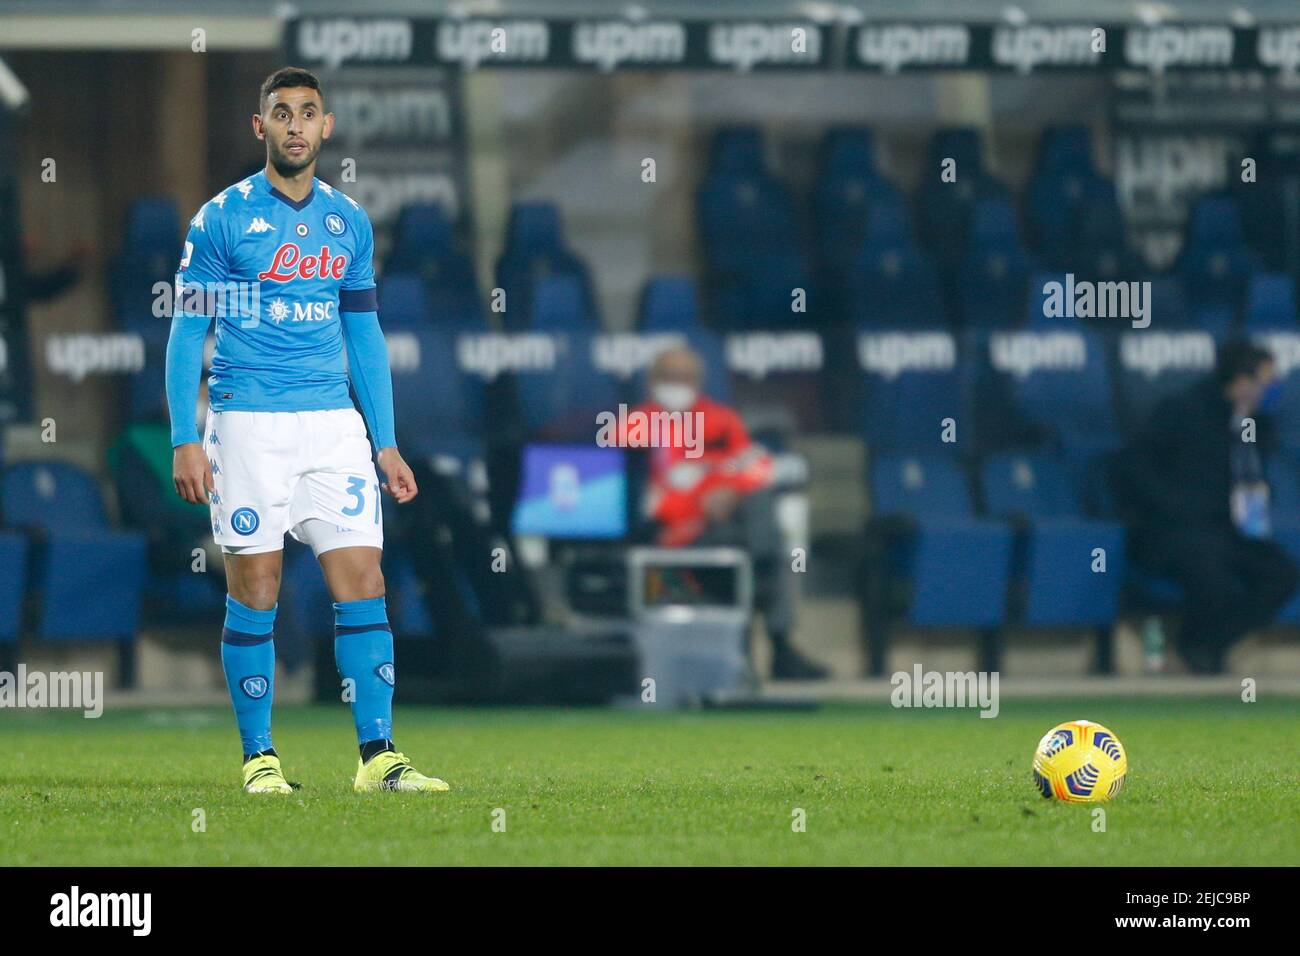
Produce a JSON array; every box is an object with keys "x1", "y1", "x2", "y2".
[{"x1": 1116, "y1": 340, "x2": 1298, "y2": 673}]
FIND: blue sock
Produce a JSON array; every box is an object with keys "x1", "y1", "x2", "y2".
[
  {"x1": 220, "y1": 595, "x2": 277, "y2": 760},
  {"x1": 334, "y1": 597, "x2": 394, "y2": 748}
]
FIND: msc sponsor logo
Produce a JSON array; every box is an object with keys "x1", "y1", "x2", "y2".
[
  {"x1": 1124, "y1": 26, "x2": 1234, "y2": 73},
  {"x1": 296, "y1": 18, "x2": 413, "y2": 68},
  {"x1": 709, "y1": 21, "x2": 823, "y2": 72},
  {"x1": 1120, "y1": 332, "x2": 1215, "y2": 378},
  {"x1": 436, "y1": 19, "x2": 550, "y2": 69},
  {"x1": 992, "y1": 25, "x2": 1101, "y2": 73},
  {"x1": 457, "y1": 332, "x2": 558, "y2": 380},
  {"x1": 854, "y1": 24, "x2": 970, "y2": 73},
  {"x1": 46, "y1": 333, "x2": 145, "y2": 382},
  {"x1": 989, "y1": 331, "x2": 1088, "y2": 379},
  {"x1": 727, "y1": 332, "x2": 823, "y2": 379},
  {"x1": 591, "y1": 332, "x2": 686, "y2": 379},
  {"x1": 573, "y1": 20, "x2": 687, "y2": 71},
  {"x1": 858, "y1": 331, "x2": 957, "y2": 379}
]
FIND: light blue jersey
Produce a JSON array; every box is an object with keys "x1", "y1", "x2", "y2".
[
  {"x1": 167, "y1": 170, "x2": 395, "y2": 450},
  {"x1": 175, "y1": 170, "x2": 376, "y2": 412}
]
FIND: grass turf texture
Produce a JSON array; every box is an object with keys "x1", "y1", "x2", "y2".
[{"x1": 0, "y1": 697, "x2": 1296, "y2": 865}]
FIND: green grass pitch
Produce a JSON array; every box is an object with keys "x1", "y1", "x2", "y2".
[{"x1": 1, "y1": 697, "x2": 1296, "y2": 865}]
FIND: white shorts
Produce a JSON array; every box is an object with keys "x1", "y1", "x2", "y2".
[{"x1": 205, "y1": 407, "x2": 384, "y2": 556}]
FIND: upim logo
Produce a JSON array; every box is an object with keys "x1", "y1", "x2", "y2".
[
  {"x1": 591, "y1": 332, "x2": 686, "y2": 380},
  {"x1": 1124, "y1": 26, "x2": 1234, "y2": 74},
  {"x1": 855, "y1": 24, "x2": 969, "y2": 73},
  {"x1": 296, "y1": 18, "x2": 413, "y2": 68},
  {"x1": 891, "y1": 665, "x2": 999, "y2": 718},
  {"x1": 46, "y1": 333, "x2": 145, "y2": 382},
  {"x1": 709, "y1": 22, "x2": 821, "y2": 71},
  {"x1": 990, "y1": 331, "x2": 1087, "y2": 379},
  {"x1": 991, "y1": 25, "x2": 1101, "y2": 73},
  {"x1": 436, "y1": 19, "x2": 550, "y2": 69},
  {"x1": 857, "y1": 332, "x2": 956, "y2": 380},
  {"x1": 50, "y1": 886, "x2": 151, "y2": 936},
  {"x1": 727, "y1": 332, "x2": 823, "y2": 379},
  {"x1": 572, "y1": 21, "x2": 687, "y2": 72},
  {"x1": 456, "y1": 332, "x2": 558, "y2": 380},
  {"x1": 1119, "y1": 332, "x2": 1215, "y2": 378},
  {"x1": 1258, "y1": 26, "x2": 1300, "y2": 73}
]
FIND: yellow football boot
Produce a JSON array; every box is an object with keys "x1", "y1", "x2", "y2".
[{"x1": 354, "y1": 750, "x2": 450, "y2": 793}]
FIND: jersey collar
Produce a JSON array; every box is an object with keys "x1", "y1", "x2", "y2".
[{"x1": 264, "y1": 172, "x2": 316, "y2": 211}]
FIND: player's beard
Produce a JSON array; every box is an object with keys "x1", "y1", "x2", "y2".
[{"x1": 268, "y1": 138, "x2": 320, "y2": 178}]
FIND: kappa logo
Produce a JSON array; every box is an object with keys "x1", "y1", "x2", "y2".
[
  {"x1": 247, "y1": 218, "x2": 276, "y2": 234},
  {"x1": 231, "y1": 507, "x2": 260, "y2": 536},
  {"x1": 237, "y1": 179, "x2": 255, "y2": 200},
  {"x1": 375, "y1": 663, "x2": 396, "y2": 686},
  {"x1": 241, "y1": 675, "x2": 270, "y2": 699}
]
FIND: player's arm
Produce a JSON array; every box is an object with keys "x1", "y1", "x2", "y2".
[
  {"x1": 166, "y1": 208, "x2": 221, "y2": 504},
  {"x1": 339, "y1": 211, "x2": 417, "y2": 503}
]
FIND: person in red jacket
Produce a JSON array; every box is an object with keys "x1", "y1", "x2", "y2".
[{"x1": 628, "y1": 346, "x2": 827, "y2": 680}]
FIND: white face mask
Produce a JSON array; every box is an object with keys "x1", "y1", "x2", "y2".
[{"x1": 653, "y1": 383, "x2": 697, "y2": 413}]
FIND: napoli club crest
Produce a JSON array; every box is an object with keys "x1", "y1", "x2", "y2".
[
  {"x1": 375, "y1": 662, "x2": 396, "y2": 686},
  {"x1": 241, "y1": 675, "x2": 269, "y2": 699},
  {"x1": 325, "y1": 213, "x2": 347, "y2": 236}
]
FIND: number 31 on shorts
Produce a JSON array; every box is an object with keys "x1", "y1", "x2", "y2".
[{"x1": 342, "y1": 477, "x2": 381, "y2": 523}]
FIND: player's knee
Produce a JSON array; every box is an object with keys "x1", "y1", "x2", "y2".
[
  {"x1": 230, "y1": 569, "x2": 281, "y2": 610},
  {"x1": 355, "y1": 565, "x2": 385, "y2": 601}
]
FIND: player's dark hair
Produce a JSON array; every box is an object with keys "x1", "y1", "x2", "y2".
[
  {"x1": 258, "y1": 67, "x2": 322, "y2": 113},
  {"x1": 1216, "y1": 340, "x2": 1274, "y2": 384}
]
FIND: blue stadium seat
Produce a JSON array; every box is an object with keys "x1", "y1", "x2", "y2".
[
  {"x1": 378, "y1": 273, "x2": 432, "y2": 331},
  {"x1": 1245, "y1": 273, "x2": 1297, "y2": 331},
  {"x1": 496, "y1": 202, "x2": 597, "y2": 331},
  {"x1": 980, "y1": 450, "x2": 1126, "y2": 631},
  {"x1": 957, "y1": 199, "x2": 1033, "y2": 327},
  {"x1": 531, "y1": 274, "x2": 594, "y2": 331},
  {"x1": 1073, "y1": 182, "x2": 1137, "y2": 281},
  {"x1": 639, "y1": 276, "x2": 699, "y2": 331},
  {"x1": 384, "y1": 202, "x2": 483, "y2": 320},
  {"x1": 1003, "y1": 329, "x2": 1117, "y2": 447},
  {"x1": 1, "y1": 462, "x2": 146, "y2": 640},
  {"x1": 868, "y1": 453, "x2": 1014, "y2": 629},
  {"x1": 110, "y1": 196, "x2": 182, "y2": 320},
  {"x1": 513, "y1": 330, "x2": 620, "y2": 440},
  {"x1": 391, "y1": 327, "x2": 485, "y2": 461},
  {"x1": 858, "y1": 331, "x2": 966, "y2": 451},
  {"x1": 0, "y1": 532, "x2": 26, "y2": 643},
  {"x1": 915, "y1": 128, "x2": 1009, "y2": 274},
  {"x1": 709, "y1": 126, "x2": 765, "y2": 176},
  {"x1": 1116, "y1": 330, "x2": 1217, "y2": 434},
  {"x1": 1025, "y1": 126, "x2": 1105, "y2": 267},
  {"x1": 1178, "y1": 195, "x2": 1260, "y2": 312}
]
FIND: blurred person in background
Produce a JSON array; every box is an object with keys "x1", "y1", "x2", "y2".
[
  {"x1": 629, "y1": 345, "x2": 827, "y2": 680},
  {"x1": 1115, "y1": 340, "x2": 1299, "y2": 674}
]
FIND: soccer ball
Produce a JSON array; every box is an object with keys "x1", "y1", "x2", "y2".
[{"x1": 1032, "y1": 719, "x2": 1128, "y2": 803}]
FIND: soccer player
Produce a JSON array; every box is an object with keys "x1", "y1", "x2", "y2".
[{"x1": 166, "y1": 67, "x2": 448, "y2": 794}]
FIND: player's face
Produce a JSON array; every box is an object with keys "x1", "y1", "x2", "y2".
[{"x1": 255, "y1": 87, "x2": 332, "y2": 175}]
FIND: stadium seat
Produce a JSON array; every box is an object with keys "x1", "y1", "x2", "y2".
[
  {"x1": 980, "y1": 451, "x2": 1126, "y2": 632},
  {"x1": 110, "y1": 195, "x2": 182, "y2": 321},
  {"x1": 1073, "y1": 182, "x2": 1139, "y2": 281},
  {"x1": 957, "y1": 199, "x2": 1034, "y2": 328},
  {"x1": 1116, "y1": 330, "x2": 1217, "y2": 435},
  {"x1": 384, "y1": 202, "x2": 483, "y2": 320},
  {"x1": 1, "y1": 461, "x2": 147, "y2": 641},
  {"x1": 496, "y1": 201, "x2": 598, "y2": 332},
  {"x1": 1003, "y1": 329, "x2": 1118, "y2": 448},
  {"x1": 858, "y1": 330, "x2": 966, "y2": 451},
  {"x1": 377, "y1": 273, "x2": 432, "y2": 331},
  {"x1": 0, "y1": 532, "x2": 27, "y2": 643},
  {"x1": 512, "y1": 330, "x2": 621, "y2": 440},
  {"x1": 391, "y1": 327, "x2": 485, "y2": 462},
  {"x1": 1178, "y1": 195, "x2": 1261, "y2": 314},
  {"x1": 914, "y1": 128, "x2": 1010, "y2": 277},
  {"x1": 709, "y1": 125, "x2": 766, "y2": 176},
  {"x1": 1025, "y1": 126, "x2": 1107, "y2": 267},
  {"x1": 531, "y1": 274, "x2": 594, "y2": 331},
  {"x1": 862, "y1": 452, "x2": 1014, "y2": 672},
  {"x1": 1244, "y1": 273, "x2": 1297, "y2": 331},
  {"x1": 639, "y1": 276, "x2": 699, "y2": 331}
]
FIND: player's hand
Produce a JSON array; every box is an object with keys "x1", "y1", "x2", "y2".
[
  {"x1": 377, "y1": 446, "x2": 418, "y2": 503},
  {"x1": 173, "y1": 442, "x2": 213, "y2": 505}
]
